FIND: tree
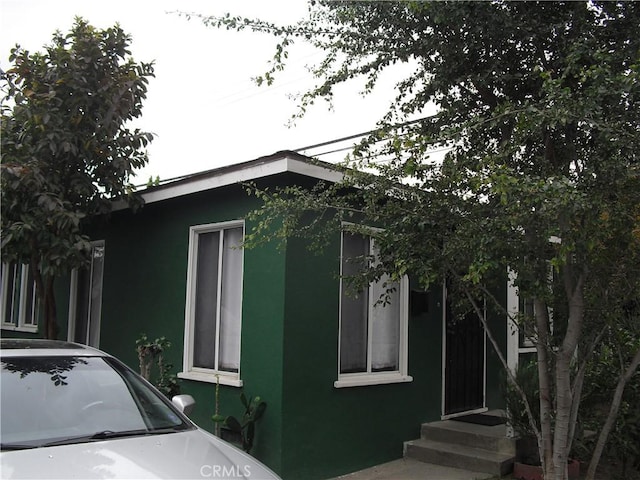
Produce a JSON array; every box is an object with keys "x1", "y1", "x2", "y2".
[
  {"x1": 1, "y1": 18, "x2": 154, "y2": 339},
  {"x1": 192, "y1": 2, "x2": 640, "y2": 479}
]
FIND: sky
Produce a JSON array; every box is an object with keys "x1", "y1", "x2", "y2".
[{"x1": 0, "y1": 0, "x2": 407, "y2": 185}]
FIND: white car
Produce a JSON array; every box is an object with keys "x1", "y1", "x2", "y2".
[{"x1": 0, "y1": 339, "x2": 280, "y2": 479}]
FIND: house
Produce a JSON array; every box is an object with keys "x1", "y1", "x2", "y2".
[{"x1": 1, "y1": 151, "x2": 529, "y2": 479}]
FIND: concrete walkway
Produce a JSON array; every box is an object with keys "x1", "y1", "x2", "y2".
[{"x1": 332, "y1": 458, "x2": 496, "y2": 480}]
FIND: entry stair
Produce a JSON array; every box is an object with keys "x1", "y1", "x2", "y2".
[{"x1": 403, "y1": 411, "x2": 515, "y2": 476}]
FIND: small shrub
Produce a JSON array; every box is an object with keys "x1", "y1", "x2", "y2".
[{"x1": 135, "y1": 333, "x2": 180, "y2": 399}]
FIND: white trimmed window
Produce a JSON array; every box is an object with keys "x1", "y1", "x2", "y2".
[
  {"x1": 67, "y1": 241, "x2": 106, "y2": 347},
  {"x1": 519, "y1": 262, "x2": 555, "y2": 352},
  {"x1": 1, "y1": 262, "x2": 39, "y2": 333},
  {"x1": 180, "y1": 221, "x2": 244, "y2": 386},
  {"x1": 335, "y1": 228, "x2": 412, "y2": 388}
]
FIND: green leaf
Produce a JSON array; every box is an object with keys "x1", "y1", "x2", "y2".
[{"x1": 225, "y1": 415, "x2": 242, "y2": 433}]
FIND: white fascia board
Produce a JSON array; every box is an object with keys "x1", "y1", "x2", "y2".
[
  {"x1": 113, "y1": 154, "x2": 343, "y2": 211},
  {"x1": 284, "y1": 156, "x2": 344, "y2": 184}
]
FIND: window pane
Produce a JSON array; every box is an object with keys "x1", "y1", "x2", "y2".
[
  {"x1": 193, "y1": 231, "x2": 220, "y2": 369},
  {"x1": 370, "y1": 275, "x2": 400, "y2": 372},
  {"x1": 74, "y1": 268, "x2": 90, "y2": 343},
  {"x1": 1, "y1": 356, "x2": 189, "y2": 446},
  {"x1": 87, "y1": 246, "x2": 105, "y2": 346},
  {"x1": 1, "y1": 263, "x2": 18, "y2": 325},
  {"x1": 23, "y1": 268, "x2": 38, "y2": 327},
  {"x1": 340, "y1": 232, "x2": 369, "y2": 374},
  {"x1": 71, "y1": 243, "x2": 105, "y2": 346},
  {"x1": 218, "y1": 227, "x2": 243, "y2": 373}
]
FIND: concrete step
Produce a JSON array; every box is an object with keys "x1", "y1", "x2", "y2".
[
  {"x1": 404, "y1": 438, "x2": 515, "y2": 476},
  {"x1": 421, "y1": 419, "x2": 516, "y2": 455}
]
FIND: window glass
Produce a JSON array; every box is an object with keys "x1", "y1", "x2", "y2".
[
  {"x1": 193, "y1": 231, "x2": 220, "y2": 369},
  {"x1": 2, "y1": 263, "x2": 19, "y2": 325},
  {"x1": 370, "y1": 273, "x2": 400, "y2": 371},
  {"x1": 219, "y1": 227, "x2": 243, "y2": 372},
  {"x1": 23, "y1": 270, "x2": 39, "y2": 327},
  {"x1": 340, "y1": 232, "x2": 369, "y2": 373},
  {"x1": 1, "y1": 356, "x2": 190, "y2": 448},
  {"x1": 1, "y1": 263, "x2": 39, "y2": 331}
]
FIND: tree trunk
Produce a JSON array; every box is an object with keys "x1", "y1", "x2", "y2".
[
  {"x1": 585, "y1": 346, "x2": 640, "y2": 480},
  {"x1": 553, "y1": 271, "x2": 586, "y2": 480},
  {"x1": 534, "y1": 298, "x2": 555, "y2": 479},
  {"x1": 568, "y1": 326, "x2": 607, "y2": 455},
  {"x1": 29, "y1": 258, "x2": 58, "y2": 340}
]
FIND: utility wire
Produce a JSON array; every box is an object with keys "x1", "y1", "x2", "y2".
[
  {"x1": 292, "y1": 113, "x2": 438, "y2": 153},
  {"x1": 135, "y1": 114, "x2": 443, "y2": 188}
]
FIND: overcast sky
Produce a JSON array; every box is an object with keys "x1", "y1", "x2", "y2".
[{"x1": 1, "y1": 0, "x2": 406, "y2": 184}]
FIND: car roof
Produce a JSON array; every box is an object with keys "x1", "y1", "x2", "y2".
[{"x1": 0, "y1": 339, "x2": 108, "y2": 358}]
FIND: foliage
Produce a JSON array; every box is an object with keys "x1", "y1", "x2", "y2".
[
  {"x1": 192, "y1": 2, "x2": 640, "y2": 479},
  {"x1": 1, "y1": 18, "x2": 154, "y2": 339},
  {"x1": 135, "y1": 333, "x2": 180, "y2": 399},
  {"x1": 213, "y1": 390, "x2": 267, "y2": 454},
  {"x1": 504, "y1": 359, "x2": 541, "y2": 439},
  {"x1": 578, "y1": 326, "x2": 640, "y2": 477}
]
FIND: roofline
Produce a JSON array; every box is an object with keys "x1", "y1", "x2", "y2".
[{"x1": 114, "y1": 151, "x2": 343, "y2": 210}]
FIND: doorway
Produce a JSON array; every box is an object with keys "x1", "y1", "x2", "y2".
[{"x1": 442, "y1": 286, "x2": 486, "y2": 416}]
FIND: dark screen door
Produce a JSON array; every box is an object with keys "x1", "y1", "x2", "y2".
[{"x1": 444, "y1": 300, "x2": 485, "y2": 415}]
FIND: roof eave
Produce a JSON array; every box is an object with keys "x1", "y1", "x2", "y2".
[{"x1": 113, "y1": 151, "x2": 343, "y2": 211}]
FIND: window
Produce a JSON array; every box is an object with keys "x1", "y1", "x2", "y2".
[
  {"x1": 518, "y1": 263, "x2": 555, "y2": 352},
  {"x1": 1, "y1": 263, "x2": 39, "y2": 332},
  {"x1": 180, "y1": 221, "x2": 244, "y2": 386},
  {"x1": 335, "y1": 228, "x2": 412, "y2": 388},
  {"x1": 68, "y1": 241, "x2": 105, "y2": 347}
]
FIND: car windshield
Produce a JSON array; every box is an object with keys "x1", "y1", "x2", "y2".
[{"x1": 1, "y1": 355, "x2": 191, "y2": 449}]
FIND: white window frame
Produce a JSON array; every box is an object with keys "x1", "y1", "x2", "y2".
[
  {"x1": 519, "y1": 263, "x2": 555, "y2": 353},
  {"x1": 179, "y1": 220, "x2": 244, "y2": 387},
  {"x1": 1, "y1": 262, "x2": 39, "y2": 333},
  {"x1": 335, "y1": 225, "x2": 412, "y2": 388},
  {"x1": 67, "y1": 241, "x2": 106, "y2": 347}
]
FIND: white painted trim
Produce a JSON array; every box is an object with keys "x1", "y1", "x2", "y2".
[
  {"x1": 440, "y1": 283, "x2": 447, "y2": 417},
  {"x1": 334, "y1": 373, "x2": 413, "y2": 389},
  {"x1": 506, "y1": 269, "x2": 520, "y2": 374},
  {"x1": 519, "y1": 347, "x2": 537, "y2": 354},
  {"x1": 67, "y1": 269, "x2": 79, "y2": 342},
  {"x1": 482, "y1": 298, "x2": 487, "y2": 408},
  {"x1": 89, "y1": 241, "x2": 105, "y2": 348},
  {"x1": 114, "y1": 154, "x2": 343, "y2": 211},
  {"x1": 178, "y1": 371, "x2": 243, "y2": 387}
]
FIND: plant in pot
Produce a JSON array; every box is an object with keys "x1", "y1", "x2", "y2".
[{"x1": 505, "y1": 360, "x2": 580, "y2": 480}]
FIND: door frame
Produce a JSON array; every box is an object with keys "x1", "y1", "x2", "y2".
[{"x1": 440, "y1": 283, "x2": 488, "y2": 419}]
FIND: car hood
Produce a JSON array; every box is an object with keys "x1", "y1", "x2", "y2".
[{"x1": 0, "y1": 428, "x2": 279, "y2": 479}]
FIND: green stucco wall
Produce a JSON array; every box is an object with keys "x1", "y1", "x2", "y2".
[
  {"x1": 83, "y1": 183, "x2": 287, "y2": 474},
  {"x1": 279, "y1": 234, "x2": 445, "y2": 480}
]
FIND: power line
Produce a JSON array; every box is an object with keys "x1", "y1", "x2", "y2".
[
  {"x1": 134, "y1": 114, "x2": 442, "y2": 189},
  {"x1": 292, "y1": 113, "x2": 438, "y2": 153}
]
